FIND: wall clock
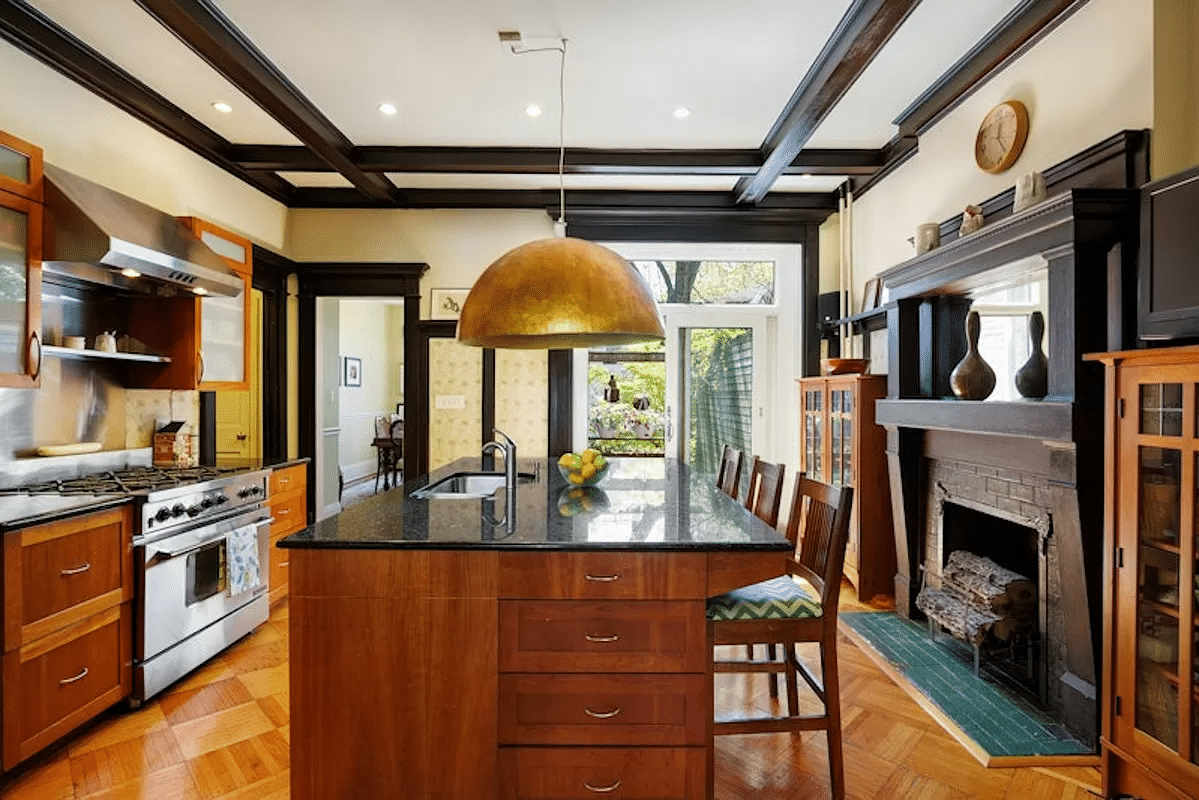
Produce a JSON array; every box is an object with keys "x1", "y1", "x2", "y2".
[{"x1": 974, "y1": 100, "x2": 1029, "y2": 174}]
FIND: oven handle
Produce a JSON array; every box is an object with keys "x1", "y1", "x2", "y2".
[{"x1": 151, "y1": 518, "x2": 275, "y2": 561}]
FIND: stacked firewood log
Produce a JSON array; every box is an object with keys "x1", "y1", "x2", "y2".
[{"x1": 916, "y1": 550, "x2": 1036, "y2": 646}]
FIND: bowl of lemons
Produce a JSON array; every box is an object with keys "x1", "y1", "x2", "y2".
[{"x1": 557, "y1": 448, "x2": 610, "y2": 487}]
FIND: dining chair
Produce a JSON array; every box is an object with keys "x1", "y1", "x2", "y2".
[
  {"x1": 373, "y1": 416, "x2": 404, "y2": 492},
  {"x1": 716, "y1": 444, "x2": 743, "y2": 500},
  {"x1": 742, "y1": 457, "x2": 786, "y2": 528},
  {"x1": 708, "y1": 475, "x2": 854, "y2": 799}
]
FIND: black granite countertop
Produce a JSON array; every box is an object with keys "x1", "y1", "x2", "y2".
[
  {"x1": 214, "y1": 456, "x2": 310, "y2": 472},
  {"x1": 0, "y1": 494, "x2": 132, "y2": 531},
  {"x1": 280, "y1": 457, "x2": 791, "y2": 551}
]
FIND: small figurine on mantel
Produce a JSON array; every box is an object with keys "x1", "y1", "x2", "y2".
[
  {"x1": 959, "y1": 204, "x2": 984, "y2": 236},
  {"x1": 604, "y1": 374, "x2": 620, "y2": 403}
]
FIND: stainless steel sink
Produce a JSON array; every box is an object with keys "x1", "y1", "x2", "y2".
[{"x1": 411, "y1": 471, "x2": 533, "y2": 499}]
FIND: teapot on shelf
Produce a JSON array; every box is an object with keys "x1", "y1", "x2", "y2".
[{"x1": 93, "y1": 331, "x2": 117, "y2": 353}]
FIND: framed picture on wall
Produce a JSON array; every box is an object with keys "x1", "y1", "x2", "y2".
[
  {"x1": 431, "y1": 288, "x2": 470, "y2": 320},
  {"x1": 862, "y1": 278, "x2": 881, "y2": 312},
  {"x1": 343, "y1": 356, "x2": 362, "y2": 387}
]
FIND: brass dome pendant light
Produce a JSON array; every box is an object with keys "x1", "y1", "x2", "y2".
[{"x1": 457, "y1": 38, "x2": 664, "y2": 350}]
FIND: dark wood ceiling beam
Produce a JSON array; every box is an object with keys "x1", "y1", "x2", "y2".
[
  {"x1": 288, "y1": 187, "x2": 841, "y2": 212},
  {"x1": 0, "y1": 1, "x2": 293, "y2": 203},
  {"x1": 892, "y1": 0, "x2": 1088, "y2": 137},
  {"x1": 733, "y1": 0, "x2": 921, "y2": 205},
  {"x1": 134, "y1": 0, "x2": 396, "y2": 204},
  {"x1": 227, "y1": 145, "x2": 883, "y2": 177}
]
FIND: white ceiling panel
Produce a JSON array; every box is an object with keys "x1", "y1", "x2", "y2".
[
  {"x1": 277, "y1": 172, "x2": 356, "y2": 188},
  {"x1": 770, "y1": 175, "x2": 845, "y2": 193},
  {"x1": 27, "y1": 0, "x2": 302, "y2": 146},
  {"x1": 214, "y1": 0, "x2": 853, "y2": 149},
  {"x1": 810, "y1": 0, "x2": 1026, "y2": 147},
  {"x1": 381, "y1": 173, "x2": 740, "y2": 192}
]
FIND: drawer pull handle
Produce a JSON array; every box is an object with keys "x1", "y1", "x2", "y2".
[
  {"x1": 60, "y1": 667, "x2": 89, "y2": 685},
  {"x1": 585, "y1": 633, "x2": 620, "y2": 643},
  {"x1": 60, "y1": 563, "x2": 91, "y2": 576},
  {"x1": 584, "y1": 706, "x2": 621, "y2": 719},
  {"x1": 584, "y1": 573, "x2": 620, "y2": 582},
  {"x1": 583, "y1": 780, "x2": 622, "y2": 794},
  {"x1": 278, "y1": 509, "x2": 290, "y2": 515},
  {"x1": 280, "y1": 562, "x2": 289, "y2": 568}
]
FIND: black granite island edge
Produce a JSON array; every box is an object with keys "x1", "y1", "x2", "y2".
[{"x1": 280, "y1": 456, "x2": 792, "y2": 552}]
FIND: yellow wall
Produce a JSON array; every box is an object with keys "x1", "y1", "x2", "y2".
[{"x1": 1153, "y1": 0, "x2": 1199, "y2": 178}]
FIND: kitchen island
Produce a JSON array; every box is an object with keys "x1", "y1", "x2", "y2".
[{"x1": 280, "y1": 457, "x2": 791, "y2": 800}]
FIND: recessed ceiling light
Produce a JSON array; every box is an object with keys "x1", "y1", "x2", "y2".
[
  {"x1": 212, "y1": 101, "x2": 233, "y2": 114},
  {"x1": 673, "y1": 107, "x2": 691, "y2": 119},
  {"x1": 378, "y1": 102, "x2": 398, "y2": 116},
  {"x1": 525, "y1": 104, "x2": 542, "y2": 117}
]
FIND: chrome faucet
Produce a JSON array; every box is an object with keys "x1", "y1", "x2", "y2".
[{"x1": 482, "y1": 428, "x2": 517, "y2": 488}]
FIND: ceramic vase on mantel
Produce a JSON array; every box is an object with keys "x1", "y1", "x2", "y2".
[
  {"x1": 1014, "y1": 311, "x2": 1049, "y2": 399},
  {"x1": 950, "y1": 310, "x2": 996, "y2": 401}
]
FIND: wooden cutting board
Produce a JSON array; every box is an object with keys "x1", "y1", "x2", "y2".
[{"x1": 36, "y1": 442, "x2": 102, "y2": 457}]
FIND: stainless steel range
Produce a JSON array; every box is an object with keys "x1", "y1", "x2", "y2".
[{"x1": 2, "y1": 462, "x2": 274, "y2": 704}]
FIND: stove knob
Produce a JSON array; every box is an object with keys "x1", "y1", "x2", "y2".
[
  {"x1": 249, "y1": 485, "x2": 262, "y2": 496},
  {"x1": 215, "y1": 494, "x2": 229, "y2": 504},
  {"x1": 187, "y1": 505, "x2": 201, "y2": 517},
  {"x1": 155, "y1": 507, "x2": 171, "y2": 522},
  {"x1": 201, "y1": 497, "x2": 215, "y2": 509},
  {"x1": 171, "y1": 504, "x2": 187, "y2": 518}
]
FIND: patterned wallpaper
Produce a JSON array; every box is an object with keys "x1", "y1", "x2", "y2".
[
  {"x1": 428, "y1": 338, "x2": 482, "y2": 471},
  {"x1": 495, "y1": 349, "x2": 548, "y2": 459}
]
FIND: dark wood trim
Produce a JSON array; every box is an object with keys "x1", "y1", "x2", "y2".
[
  {"x1": 876, "y1": 399, "x2": 1075, "y2": 441},
  {"x1": 133, "y1": 0, "x2": 396, "y2": 204},
  {"x1": 482, "y1": 349, "x2": 496, "y2": 446},
  {"x1": 198, "y1": 391, "x2": 216, "y2": 465},
  {"x1": 800, "y1": 224, "x2": 821, "y2": 378},
  {"x1": 567, "y1": 213, "x2": 826, "y2": 244},
  {"x1": 295, "y1": 262, "x2": 427, "y2": 297},
  {"x1": 849, "y1": 134, "x2": 919, "y2": 196},
  {"x1": 547, "y1": 350, "x2": 572, "y2": 457},
  {"x1": 288, "y1": 188, "x2": 841, "y2": 213},
  {"x1": 892, "y1": 0, "x2": 1090, "y2": 138},
  {"x1": 252, "y1": 246, "x2": 294, "y2": 464},
  {"x1": 229, "y1": 144, "x2": 883, "y2": 177},
  {"x1": 733, "y1": 0, "x2": 920, "y2": 204},
  {"x1": 0, "y1": 1, "x2": 293, "y2": 203},
  {"x1": 297, "y1": 291, "x2": 317, "y2": 520}
]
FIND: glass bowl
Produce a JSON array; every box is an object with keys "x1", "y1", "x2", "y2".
[
  {"x1": 556, "y1": 486, "x2": 611, "y2": 517},
  {"x1": 557, "y1": 456, "x2": 610, "y2": 487}
]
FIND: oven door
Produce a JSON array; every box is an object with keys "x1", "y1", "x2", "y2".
[{"x1": 136, "y1": 506, "x2": 272, "y2": 663}]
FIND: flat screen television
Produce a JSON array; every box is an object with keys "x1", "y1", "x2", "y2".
[{"x1": 1140, "y1": 163, "x2": 1199, "y2": 341}]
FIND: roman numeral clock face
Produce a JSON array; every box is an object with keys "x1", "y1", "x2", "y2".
[{"x1": 974, "y1": 100, "x2": 1030, "y2": 174}]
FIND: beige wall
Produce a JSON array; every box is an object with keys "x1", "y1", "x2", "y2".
[
  {"x1": 337, "y1": 299, "x2": 404, "y2": 480},
  {"x1": 850, "y1": 0, "x2": 1153, "y2": 285},
  {"x1": 0, "y1": 41, "x2": 286, "y2": 249},
  {"x1": 1153, "y1": 0, "x2": 1199, "y2": 178}
]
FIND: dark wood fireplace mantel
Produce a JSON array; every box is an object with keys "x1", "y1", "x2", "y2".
[{"x1": 875, "y1": 399, "x2": 1074, "y2": 441}]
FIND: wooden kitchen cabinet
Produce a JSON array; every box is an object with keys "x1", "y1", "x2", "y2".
[
  {"x1": 268, "y1": 464, "x2": 307, "y2": 605},
  {"x1": 1092, "y1": 346, "x2": 1199, "y2": 800},
  {"x1": 127, "y1": 217, "x2": 252, "y2": 391},
  {"x1": 1, "y1": 505, "x2": 134, "y2": 769},
  {"x1": 0, "y1": 129, "x2": 43, "y2": 390},
  {"x1": 797, "y1": 374, "x2": 894, "y2": 601}
]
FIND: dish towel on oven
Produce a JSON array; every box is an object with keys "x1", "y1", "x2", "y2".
[{"x1": 226, "y1": 523, "x2": 261, "y2": 597}]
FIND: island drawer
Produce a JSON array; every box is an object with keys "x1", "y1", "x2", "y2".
[
  {"x1": 499, "y1": 600, "x2": 705, "y2": 673},
  {"x1": 5, "y1": 506, "x2": 133, "y2": 650},
  {"x1": 498, "y1": 552, "x2": 706, "y2": 600},
  {"x1": 498, "y1": 746, "x2": 704, "y2": 799},
  {"x1": 498, "y1": 673, "x2": 705, "y2": 745}
]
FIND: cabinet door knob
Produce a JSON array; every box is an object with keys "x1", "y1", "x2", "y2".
[{"x1": 59, "y1": 667, "x2": 89, "y2": 685}]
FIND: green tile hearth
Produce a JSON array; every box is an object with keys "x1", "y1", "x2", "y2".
[{"x1": 841, "y1": 611, "x2": 1090, "y2": 757}]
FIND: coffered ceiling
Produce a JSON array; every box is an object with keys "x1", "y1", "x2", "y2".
[{"x1": 1, "y1": 0, "x2": 1086, "y2": 225}]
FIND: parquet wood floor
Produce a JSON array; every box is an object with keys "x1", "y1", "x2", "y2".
[{"x1": 0, "y1": 595, "x2": 1101, "y2": 799}]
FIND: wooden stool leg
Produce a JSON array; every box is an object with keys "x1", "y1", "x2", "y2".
[
  {"x1": 822, "y1": 637, "x2": 845, "y2": 800},
  {"x1": 784, "y1": 642, "x2": 800, "y2": 717}
]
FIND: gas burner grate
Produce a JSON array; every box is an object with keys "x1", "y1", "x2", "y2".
[{"x1": 1, "y1": 465, "x2": 251, "y2": 496}]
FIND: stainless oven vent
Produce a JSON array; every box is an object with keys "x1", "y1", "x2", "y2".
[{"x1": 41, "y1": 164, "x2": 243, "y2": 297}]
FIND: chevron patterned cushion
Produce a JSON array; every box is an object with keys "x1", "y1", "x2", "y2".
[{"x1": 706, "y1": 575, "x2": 823, "y2": 621}]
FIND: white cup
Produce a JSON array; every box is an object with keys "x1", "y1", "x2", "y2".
[
  {"x1": 915, "y1": 223, "x2": 940, "y2": 255},
  {"x1": 1013, "y1": 171, "x2": 1046, "y2": 213}
]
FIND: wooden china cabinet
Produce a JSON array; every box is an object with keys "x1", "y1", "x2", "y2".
[
  {"x1": 1092, "y1": 345, "x2": 1199, "y2": 799},
  {"x1": 128, "y1": 216, "x2": 252, "y2": 391},
  {"x1": 797, "y1": 373, "x2": 894, "y2": 601},
  {"x1": 0, "y1": 129, "x2": 43, "y2": 389}
]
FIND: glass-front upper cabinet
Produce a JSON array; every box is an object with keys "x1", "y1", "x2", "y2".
[
  {"x1": 801, "y1": 384, "x2": 824, "y2": 482},
  {"x1": 0, "y1": 130, "x2": 42, "y2": 388},
  {"x1": 180, "y1": 217, "x2": 252, "y2": 391}
]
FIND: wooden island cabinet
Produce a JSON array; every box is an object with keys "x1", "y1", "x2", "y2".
[{"x1": 282, "y1": 458, "x2": 789, "y2": 799}]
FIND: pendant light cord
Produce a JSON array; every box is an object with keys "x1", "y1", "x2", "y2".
[{"x1": 510, "y1": 38, "x2": 568, "y2": 231}]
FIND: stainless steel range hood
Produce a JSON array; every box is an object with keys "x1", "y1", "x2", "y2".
[{"x1": 41, "y1": 164, "x2": 243, "y2": 297}]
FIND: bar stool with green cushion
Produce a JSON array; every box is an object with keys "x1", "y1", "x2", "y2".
[{"x1": 708, "y1": 476, "x2": 854, "y2": 799}]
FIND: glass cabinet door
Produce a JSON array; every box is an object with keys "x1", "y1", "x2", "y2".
[
  {"x1": 0, "y1": 191, "x2": 40, "y2": 387},
  {"x1": 830, "y1": 387, "x2": 853, "y2": 487},
  {"x1": 802, "y1": 386, "x2": 824, "y2": 482},
  {"x1": 193, "y1": 223, "x2": 251, "y2": 390}
]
